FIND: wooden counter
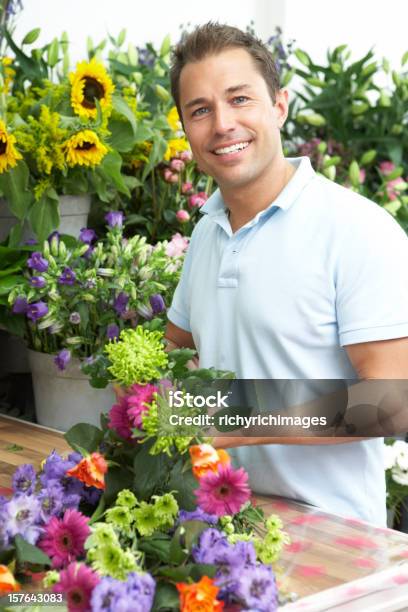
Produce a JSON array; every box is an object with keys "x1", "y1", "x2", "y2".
[{"x1": 1, "y1": 415, "x2": 408, "y2": 610}]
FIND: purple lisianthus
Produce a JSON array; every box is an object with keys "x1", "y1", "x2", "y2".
[
  {"x1": 107, "y1": 323, "x2": 120, "y2": 340},
  {"x1": 26, "y1": 301, "x2": 48, "y2": 321},
  {"x1": 79, "y1": 227, "x2": 97, "y2": 244},
  {"x1": 27, "y1": 251, "x2": 48, "y2": 272},
  {"x1": 54, "y1": 349, "x2": 71, "y2": 371},
  {"x1": 178, "y1": 508, "x2": 218, "y2": 525},
  {"x1": 5, "y1": 494, "x2": 43, "y2": 544},
  {"x1": 12, "y1": 297, "x2": 28, "y2": 314},
  {"x1": 234, "y1": 564, "x2": 278, "y2": 610},
  {"x1": 105, "y1": 211, "x2": 124, "y2": 229},
  {"x1": 12, "y1": 464, "x2": 37, "y2": 496},
  {"x1": 37, "y1": 482, "x2": 65, "y2": 521},
  {"x1": 113, "y1": 292, "x2": 129, "y2": 315},
  {"x1": 91, "y1": 577, "x2": 128, "y2": 612},
  {"x1": 58, "y1": 267, "x2": 76, "y2": 285},
  {"x1": 30, "y1": 276, "x2": 46, "y2": 288},
  {"x1": 149, "y1": 294, "x2": 166, "y2": 315},
  {"x1": 193, "y1": 528, "x2": 228, "y2": 563},
  {"x1": 126, "y1": 572, "x2": 155, "y2": 608}
]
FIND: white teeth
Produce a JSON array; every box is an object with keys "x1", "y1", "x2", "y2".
[{"x1": 214, "y1": 141, "x2": 250, "y2": 155}]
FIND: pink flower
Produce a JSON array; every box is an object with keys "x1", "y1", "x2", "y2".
[
  {"x1": 379, "y1": 161, "x2": 395, "y2": 176},
  {"x1": 163, "y1": 168, "x2": 179, "y2": 183},
  {"x1": 188, "y1": 192, "x2": 208, "y2": 208},
  {"x1": 176, "y1": 210, "x2": 190, "y2": 223},
  {"x1": 195, "y1": 463, "x2": 251, "y2": 516},
  {"x1": 165, "y1": 233, "x2": 189, "y2": 257},
  {"x1": 126, "y1": 383, "x2": 158, "y2": 429},
  {"x1": 180, "y1": 149, "x2": 193, "y2": 162},
  {"x1": 53, "y1": 562, "x2": 100, "y2": 612},
  {"x1": 359, "y1": 169, "x2": 366, "y2": 183},
  {"x1": 170, "y1": 158, "x2": 185, "y2": 172},
  {"x1": 108, "y1": 397, "x2": 134, "y2": 441},
  {"x1": 386, "y1": 177, "x2": 405, "y2": 201},
  {"x1": 38, "y1": 510, "x2": 90, "y2": 569},
  {"x1": 181, "y1": 181, "x2": 193, "y2": 194}
]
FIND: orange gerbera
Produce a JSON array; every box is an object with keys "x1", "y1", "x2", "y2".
[
  {"x1": 0, "y1": 565, "x2": 20, "y2": 594},
  {"x1": 66, "y1": 452, "x2": 107, "y2": 489},
  {"x1": 189, "y1": 444, "x2": 230, "y2": 479},
  {"x1": 177, "y1": 576, "x2": 224, "y2": 612}
]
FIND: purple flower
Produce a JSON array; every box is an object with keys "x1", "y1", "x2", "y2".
[
  {"x1": 178, "y1": 508, "x2": 218, "y2": 525},
  {"x1": 48, "y1": 231, "x2": 60, "y2": 243},
  {"x1": 83, "y1": 245, "x2": 94, "y2": 259},
  {"x1": 12, "y1": 464, "x2": 37, "y2": 496},
  {"x1": 37, "y1": 482, "x2": 65, "y2": 521},
  {"x1": 91, "y1": 577, "x2": 128, "y2": 611},
  {"x1": 24, "y1": 239, "x2": 37, "y2": 246},
  {"x1": 54, "y1": 349, "x2": 71, "y2": 371},
  {"x1": 58, "y1": 267, "x2": 76, "y2": 286},
  {"x1": 12, "y1": 297, "x2": 28, "y2": 314},
  {"x1": 126, "y1": 572, "x2": 155, "y2": 608},
  {"x1": 193, "y1": 528, "x2": 228, "y2": 563},
  {"x1": 5, "y1": 494, "x2": 43, "y2": 544},
  {"x1": 79, "y1": 228, "x2": 97, "y2": 244},
  {"x1": 26, "y1": 301, "x2": 48, "y2": 321},
  {"x1": 30, "y1": 276, "x2": 46, "y2": 288},
  {"x1": 69, "y1": 312, "x2": 81, "y2": 325},
  {"x1": 105, "y1": 211, "x2": 124, "y2": 229},
  {"x1": 149, "y1": 294, "x2": 166, "y2": 315},
  {"x1": 91, "y1": 572, "x2": 154, "y2": 612},
  {"x1": 234, "y1": 564, "x2": 278, "y2": 610},
  {"x1": 107, "y1": 323, "x2": 119, "y2": 340},
  {"x1": 113, "y1": 292, "x2": 129, "y2": 315},
  {"x1": 27, "y1": 251, "x2": 48, "y2": 272}
]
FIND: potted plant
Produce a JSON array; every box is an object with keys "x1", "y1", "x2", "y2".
[{"x1": 6, "y1": 213, "x2": 187, "y2": 430}]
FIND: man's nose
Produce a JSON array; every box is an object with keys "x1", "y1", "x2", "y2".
[{"x1": 212, "y1": 104, "x2": 236, "y2": 134}]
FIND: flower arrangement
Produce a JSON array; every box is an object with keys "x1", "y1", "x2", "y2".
[
  {"x1": 0, "y1": 333, "x2": 290, "y2": 611},
  {"x1": 384, "y1": 438, "x2": 408, "y2": 524},
  {"x1": 6, "y1": 214, "x2": 186, "y2": 372}
]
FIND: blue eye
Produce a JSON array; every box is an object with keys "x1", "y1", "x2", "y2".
[
  {"x1": 233, "y1": 96, "x2": 249, "y2": 104},
  {"x1": 192, "y1": 107, "x2": 208, "y2": 117}
]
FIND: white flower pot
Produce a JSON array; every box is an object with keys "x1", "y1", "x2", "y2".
[
  {"x1": 0, "y1": 194, "x2": 91, "y2": 243},
  {"x1": 28, "y1": 349, "x2": 115, "y2": 432}
]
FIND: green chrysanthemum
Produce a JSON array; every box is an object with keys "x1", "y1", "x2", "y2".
[
  {"x1": 153, "y1": 493, "x2": 179, "y2": 527},
  {"x1": 105, "y1": 327, "x2": 168, "y2": 385},
  {"x1": 85, "y1": 523, "x2": 118, "y2": 549},
  {"x1": 42, "y1": 570, "x2": 60, "y2": 589},
  {"x1": 105, "y1": 505, "x2": 133, "y2": 534},
  {"x1": 88, "y1": 542, "x2": 139, "y2": 580},
  {"x1": 133, "y1": 501, "x2": 160, "y2": 537},
  {"x1": 141, "y1": 396, "x2": 195, "y2": 456},
  {"x1": 116, "y1": 489, "x2": 138, "y2": 509}
]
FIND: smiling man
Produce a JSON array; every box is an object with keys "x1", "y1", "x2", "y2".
[{"x1": 165, "y1": 23, "x2": 408, "y2": 525}]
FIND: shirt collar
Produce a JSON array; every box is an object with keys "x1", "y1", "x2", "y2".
[{"x1": 200, "y1": 156, "x2": 316, "y2": 222}]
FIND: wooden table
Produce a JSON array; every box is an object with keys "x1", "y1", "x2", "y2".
[{"x1": 2, "y1": 415, "x2": 408, "y2": 610}]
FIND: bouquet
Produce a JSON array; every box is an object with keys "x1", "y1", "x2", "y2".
[{"x1": 0, "y1": 326, "x2": 290, "y2": 611}]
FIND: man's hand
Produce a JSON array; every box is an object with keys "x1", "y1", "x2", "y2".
[{"x1": 165, "y1": 320, "x2": 199, "y2": 369}]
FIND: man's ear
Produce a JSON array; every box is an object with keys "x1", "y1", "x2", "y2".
[{"x1": 274, "y1": 88, "x2": 289, "y2": 129}]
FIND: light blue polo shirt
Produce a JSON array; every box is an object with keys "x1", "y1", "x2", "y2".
[{"x1": 168, "y1": 156, "x2": 408, "y2": 525}]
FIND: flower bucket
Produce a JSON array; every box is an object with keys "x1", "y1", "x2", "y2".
[
  {"x1": 0, "y1": 194, "x2": 91, "y2": 243},
  {"x1": 28, "y1": 349, "x2": 115, "y2": 432}
]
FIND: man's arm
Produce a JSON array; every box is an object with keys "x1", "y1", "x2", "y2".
[
  {"x1": 165, "y1": 320, "x2": 196, "y2": 351},
  {"x1": 213, "y1": 337, "x2": 408, "y2": 449}
]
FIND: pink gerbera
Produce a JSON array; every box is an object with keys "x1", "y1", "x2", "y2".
[
  {"x1": 126, "y1": 383, "x2": 158, "y2": 429},
  {"x1": 195, "y1": 463, "x2": 251, "y2": 516},
  {"x1": 107, "y1": 397, "x2": 134, "y2": 440},
  {"x1": 53, "y1": 562, "x2": 100, "y2": 612},
  {"x1": 38, "y1": 509, "x2": 90, "y2": 569}
]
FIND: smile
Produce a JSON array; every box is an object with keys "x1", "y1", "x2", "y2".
[{"x1": 213, "y1": 141, "x2": 250, "y2": 155}]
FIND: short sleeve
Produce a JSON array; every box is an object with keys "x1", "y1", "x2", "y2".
[
  {"x1": 167, "y1": 224, "x2": 201, "y2": 332},
  {"x1": 336, "y1": 206, "x2": 408, "y2": 346}
]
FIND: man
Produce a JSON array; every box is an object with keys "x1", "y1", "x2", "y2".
[{"x1": 165, "y1": 22, "x2": 408, "y2": 525}]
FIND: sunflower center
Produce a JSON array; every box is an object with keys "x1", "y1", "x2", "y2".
[
  {"x1": 76, "y1": 141, "x2": 94, "y2": 151},
  {"x1": 82, "y1": 77, "x2": 105, "y2": 108},
  {"x1": 0, "y1": 140, "x2": 7, "y2": 155}
]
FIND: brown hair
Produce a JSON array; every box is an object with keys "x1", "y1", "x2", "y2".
[{"x1": 170, "y1": 22, "x2": 281, "y2": 119}]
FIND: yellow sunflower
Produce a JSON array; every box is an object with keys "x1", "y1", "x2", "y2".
[
  {"x1": 167, "y1": 106, "x2": 182, "y2": 133},
  {"x1": 69, "y1": 58, "x2": 114, "y2": 119},
  {"x1": 64, "y1": 130, "x2": 108, "y2": 167},
  {"x1": 0, "y1": 120, "x2": 21, "y2": 174}
]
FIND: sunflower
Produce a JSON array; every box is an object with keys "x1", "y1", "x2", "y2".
[
  {"x1": 64, "y1": 130, "x2": 108, "y2": 167},
  {"x1": 0, "y1": 120, "x2": 21, "y2": 174},
  {"x1": 70, "y1": 58, "x2": 114, "y2": 119}
]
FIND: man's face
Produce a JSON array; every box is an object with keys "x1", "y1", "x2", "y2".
[{"x1": 179, "y1": 47, "x2": 288, "y2": 193}]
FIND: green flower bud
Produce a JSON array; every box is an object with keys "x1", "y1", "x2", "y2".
[
  {"x1": 317, "y1": 141, "x2": 327, "y2": 154},
  {"x1": 361, "y1": 61, "x2": 377, "y2": 78},
  {"x1": 82, "y1": 293, "x2": 96, "y2": 302},
  {"x1": 351, "y1": 103, "x2": 369, "y2": 115},
  {"x1": 281, "y1": 68, "x2": 295, "y2": 87},
  {"x1": 133, "y1": 72, "x2": 143, "y2": 86},
  {"x1": 306, "y1": 77, "x2": 327, "y2": 88},
  {"x1": 97, "y1": 268, "x2": 115, "y2": 277},
  {"x1": 379, "y1": 92, "x2": 391, "y2": 107},
  {"x1": 323, "y1": 165, "x2": 336, "y2": 181},
  {"x1": 65, "y1": 336, "x2": 83, "y2": 345},
  {"x1": 42, "y1": 240, "x2": 50, "y2": 257},
  {"x1": 50, "y1": 236, "x2": 59, "y2": 257},
  {"x1": 391, "y1": 124, "x2": 403, "y2": 135},
  {"x1": 58, "y1": 240, "x2": 67, "y2": 258},
  {"x1": 155, "y1": 84, "x2": 170, "y2": 102},
  {"x1": 360, "y1": 150, "x2": 377, "y2": 165},
  {"x1": 37, "y1": 317, "x2": 58, "y2": 330},
  {"x1": 128, "y1": 43, "x2": 138, "y2": 65},
  {"x1": 392, "y1": 70, "x2": 401, "y2": 87},
  {"x1": 384, "y1": 201, "x2": 402, "y2": 216},
  {"x1": 304, "y1": 113, "x2": 326, "y2": 126},
  {"x1": 294, "y1": 49, "x2": 310, "y2": 67},
  {"x1": 330, "y1": 62, "x2": 341, "y2": 74},
  {"x1": 160, "y1": 34, "x2": 171, "y2": 57},
  {"x1": 349, "y1": 160, "x2": 361, "y2": 187}
]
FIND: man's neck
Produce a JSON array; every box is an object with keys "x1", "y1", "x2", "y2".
[{"x1": 221, "y1": 158, "x2": 296, "y2": 233}]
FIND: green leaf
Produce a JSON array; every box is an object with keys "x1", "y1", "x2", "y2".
[
  {"x1": 133, "y1": 440, "x2": 173, "y2": 499},
  {"x1": 402, "y1": 50, "x2": 408, "y2": 67},
  {"x1": 108, "y1": 119, "x2": 136, "y2": 152},
  {"x1": 22, "y1": 28, "x2": 41, "y2": 45},
  {"x1": 169, "y1": 527, "x2": 188, "y2": 564},
  {"x1": 126, "y1": 213, "x2": 148, "y2": 226},
  {"x1": 294, "y1": 49, "x2": 311, "y2": 67},
  {"x1": 158, "y1": 563, "x2": 216, "y2": 582},
  {"x1": 0, "y1": 274, "x2": 25, "y2": 295},
  {"x1": 0, "y1": 161, "x2": 31, "y2": 220},
  {"x1": 112, "y1": 95, "x2": 137, "y2": 134},
  {"x1": 97, "y1": 150, "x2": 130, "y2": 197},
  {"x1": 7, "y1": 221, "x2": 24, "y2": 247},
  {"x1": 5, "y1": 443, "x2": 23, "y2": 452},
  {"x1": 14, "y1": 535, "x2": 51, "y2": 566},
  {"x1": 152, "y1": 582, "x2": 179, "y2": 611},
  {"x1": 64, "y1": 423, "x2": 103, "y2": 453},
  {"x1": 168, "y1": 460, "x2": 197, "y2": 510},
  {"x1": 28, "y1": 190, "x2": 60, "y2": 242},
  {"x1": 139, "y1": 534, "x2": 172, "y2": 563},
  {"x1": 4, "y1": 28, "x2": 47, "y2": 82},
  {"x1": 134, "y1": 123, "x2": 153, "y2": 142},
  {"x1": 105, "y1": 466, "x2": 134, "y2": 506},
  {"x1": 0, "y1": 307, "x2": 26, "y2": 336}
]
